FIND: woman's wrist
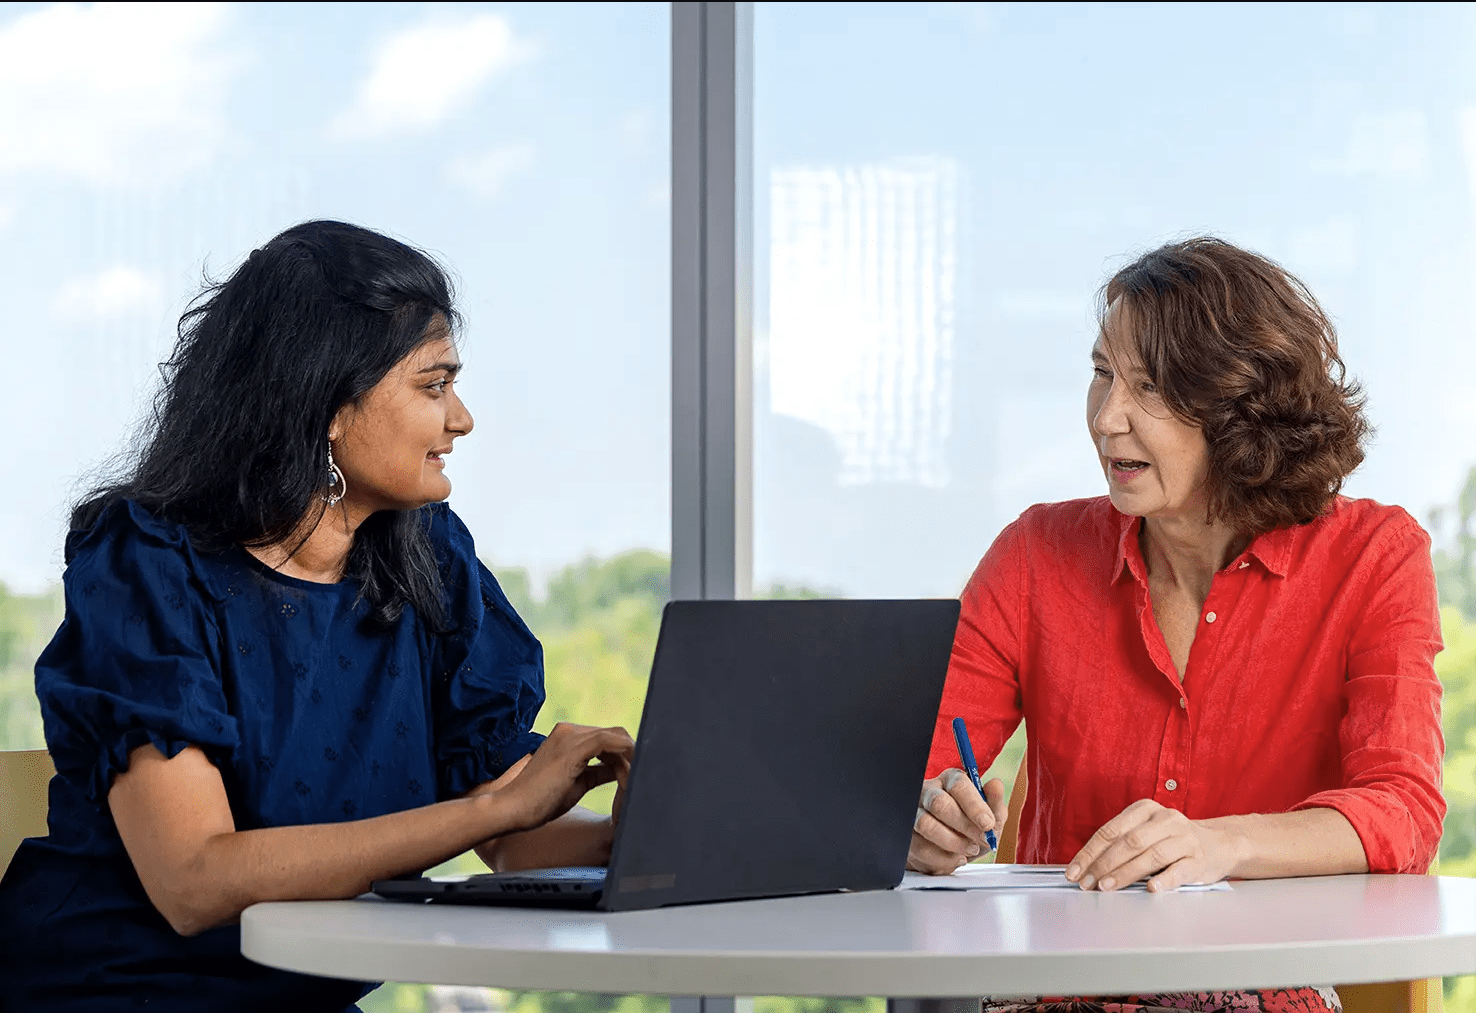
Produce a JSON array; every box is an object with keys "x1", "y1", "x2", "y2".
[
  {"x1": 1200, "y1": 814, "x2": 1255, "y2": 878},
  {"x1": 592, "y1": 814, "x2": 616, "y2": 864},
  {"x1": 477, "y1": 808, "x2": 616, "y2": 873},
  {"x1": 471, "y1": 782, "x2": 537, "y2": 838},
  {"x1": 1199, "y1": 809, "x2": 1367, "y2": 880}
]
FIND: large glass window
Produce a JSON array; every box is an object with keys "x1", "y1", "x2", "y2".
[
  {"x1": 755, "y1": 2, "x2": 1476, "y2": 597},
  {"x1": 0, "y1": 0, "x2": 669, "y2": 741},
  {"x1": 0, "y1": 3, "x2": 668, "y2": 1008},
  {"x1": 754, "y1": 5, "x2": 1475, "y2": 1003}
]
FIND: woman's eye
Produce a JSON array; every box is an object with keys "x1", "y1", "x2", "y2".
[
  {"x1": 427, "y1": 378, "x2": 450, "y2": 393},
  {"x1": 1091, "y1": 365, "x2": 1112, "y2": 380},
  {"x1": 1140, "y1": 380, "x2": 1158, "y2": 395}
]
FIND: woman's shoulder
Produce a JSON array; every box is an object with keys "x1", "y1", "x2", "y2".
[
  {"x1": 966, "y1": 497, "x2": 1118, "y2": 586},
  {"x1": 419, "y1": 501, "x2": 497, "y2": 609},
  {"x1": 62, "y1": 498, "x2": 229, "y2": 600},
  {"x1": 1310, "y1": 496, "x2": 1430, "y2": 552},
  {"x1": 1016, "y1": 495, "x2": 1116, "y2": 526},
  {"x1": 420, "y1": 500, "x2": 477, "y2": 567},
  {"x1": 66, "y1": 497, "x2": 186, "y2": 559},
  {"x1": 1006, "y1": 496, "x2": 1120, "y2": 549},
  {"x1": 420, "y1": 501, "x2": 540, "y2": 646}
]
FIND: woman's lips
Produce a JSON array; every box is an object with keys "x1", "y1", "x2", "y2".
[{"x1": 1109, "y1": 458, "x2": 1149, "y2": 483}]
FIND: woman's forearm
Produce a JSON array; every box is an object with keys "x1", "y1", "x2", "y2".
[
  {"x1": 110, "y1": 744, "x2": 535, "y2": 937},
  {"x1": 186, "y1": 794, "x2": 526, "y2": 928},
  {"x1": 475, "y1": 806, "x2": 614, "y2": 872},
  {"x1": 1206, "y1": 806, "x2": 1369, "y2": 879}
]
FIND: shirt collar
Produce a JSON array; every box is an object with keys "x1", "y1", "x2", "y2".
[
  {"x1": 1241, "y1": 524, "x2": 1293, "y2": 577},
  {"x1": 1109, "y1": 506, "x2": 1294, "y2": 584},
  {"x1": 1110, "y1": 509, "x2": 1144, "y2": 586}
]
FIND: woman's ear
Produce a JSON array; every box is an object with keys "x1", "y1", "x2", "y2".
[{"x1": 328, "y1": 404, "x2": 352, "y2": 444}]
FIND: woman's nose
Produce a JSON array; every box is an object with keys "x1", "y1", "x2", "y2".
[
  {"x1": 448, "y1": 391, "x2": 474, "y2": 437},
  {"x1": 1092, "y1": 384, "x2": 1131, "y2": 436}
]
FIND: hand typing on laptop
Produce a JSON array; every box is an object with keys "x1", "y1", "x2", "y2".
[
  {"x1": 499, "y1": 722, "x2": 633, "y2": 833},
  {"x1": 467, "y1": 722, "x2": 634, "y2": 872}
]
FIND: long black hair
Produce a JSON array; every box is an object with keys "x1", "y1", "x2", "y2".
[{"x1": 73, "y1": 220, "x2": 460, "y2": 629}]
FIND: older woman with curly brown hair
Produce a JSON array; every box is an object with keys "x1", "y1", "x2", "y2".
[{"x1": 907, "y1": 238, "x2": 1445, "y2": 1013}]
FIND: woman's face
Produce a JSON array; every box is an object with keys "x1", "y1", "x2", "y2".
[
  {"x1": 330, "y1": 329, "x2": 473, "y2": 514},
  {"x1": 1085, "y1": 304, "x2": 1211, "y2": 523}
]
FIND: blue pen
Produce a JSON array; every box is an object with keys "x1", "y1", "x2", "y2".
[{"x1": 951, "y1": 716, "x2": 999, "y2": 853}]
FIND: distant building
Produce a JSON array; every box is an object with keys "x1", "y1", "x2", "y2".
[{"x1": 768, "y1": 156, "x2": 960, "y2": 487}]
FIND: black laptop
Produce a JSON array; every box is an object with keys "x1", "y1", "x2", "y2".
[{"x1": 372, "y1": 598, "x2": 959, "y2": 912}]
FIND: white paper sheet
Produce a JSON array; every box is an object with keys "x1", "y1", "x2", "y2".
[{"x1": 897, "y1": 863, "x2": 1232, "y2": 893}]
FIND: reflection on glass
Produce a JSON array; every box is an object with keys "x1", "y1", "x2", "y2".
[{"x1": 770, "y1": 158, "x2": 959, "y2": 489}]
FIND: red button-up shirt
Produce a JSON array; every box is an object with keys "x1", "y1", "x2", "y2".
[{"x1": 927, "y1": 495, "x2": 1445, "y2": 874}]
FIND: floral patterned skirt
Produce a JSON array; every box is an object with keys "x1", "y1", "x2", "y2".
[{"x1": 979, "y1": 987, "x2": 1341, "y2": 1013}]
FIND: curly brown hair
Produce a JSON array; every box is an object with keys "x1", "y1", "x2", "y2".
[{"x1": 1100, "y1": 237, "x2": 1370, "y2": 534}]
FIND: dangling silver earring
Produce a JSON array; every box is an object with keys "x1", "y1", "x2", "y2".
[{"x1": 324, "y1": 441, "x2": 347, "y2": 507}]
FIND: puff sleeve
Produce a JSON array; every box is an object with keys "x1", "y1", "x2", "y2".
[
  {"x1": 427, "y1": 505, "x2": 546, "y2": 799},
  {"x1": 35, "y1": 501, "x2": 238, "y2": 805}
]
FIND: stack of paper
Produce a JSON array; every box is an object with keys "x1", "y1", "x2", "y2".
[{"x1": 897, "y1": 864, "x2": 1231, "y2": 893}]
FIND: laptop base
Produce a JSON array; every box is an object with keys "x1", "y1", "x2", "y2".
[{"x1": 374, "y1": 867, "x2": 606, "y2": 908}]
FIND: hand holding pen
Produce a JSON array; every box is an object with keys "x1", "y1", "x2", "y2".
[
  {"x1": 904, "y1": 717, "x2": 1010, "y2": 875},
  {"x1": 951, "y1": 717, "x2": 998, "y2": 852}
]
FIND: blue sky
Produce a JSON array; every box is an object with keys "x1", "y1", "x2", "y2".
[
  {"x1": 3, "y1": 2, "x2": 1475, "y2": 599},
  {"x1": 0, "y1": 2, "x2": 670, "y2": 592}
]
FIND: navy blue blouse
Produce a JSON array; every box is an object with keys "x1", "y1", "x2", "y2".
[{"x1": 0, "y1": 499, "x2": 545, "y2": 1012}]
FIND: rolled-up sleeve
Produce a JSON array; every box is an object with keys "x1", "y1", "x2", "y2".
[{"x1": 1290, "y1": 517, "x2": 1446, "y2": 874}]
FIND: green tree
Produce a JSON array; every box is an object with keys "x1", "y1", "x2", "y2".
[
  {"x1": 1425, "y1": 467, "x2": 1476, "y2": 882},
  {"x1": 0, "y1": 580, "x2": 64, "y2": 751},
  {"x1": 1436, "y1": 607, "x2": 1476, "y2": 879},
  {"x1": 1422, "y1": 465, "x2": 1476, "y2": 1010},
  {"x1": 1431, "y1": 467, "x2": 1476, "y2": 619}
]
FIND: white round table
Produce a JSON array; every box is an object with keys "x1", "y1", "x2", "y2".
[{"x1": 241, "y1": 875, "x2": 1476, "y2": 998}]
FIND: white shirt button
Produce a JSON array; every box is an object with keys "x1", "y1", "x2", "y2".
[
  {"x1": 1165, "y1": 779, "x2": 1178, "y2": 791},
  {"x1": 1205, "y1": 611, "x2": 1217, "y2": 623},
  {"x1": 1179, "y1": 697, "x2": 1187, "y2": 709}
]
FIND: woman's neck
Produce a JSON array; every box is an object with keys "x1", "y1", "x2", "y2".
[
  {"x1": 1140, "y1": 512, "x2": 1250, "y2": 604},
  {"x1": 245, "y1": 503, "x2": 370, "y2": 584}
]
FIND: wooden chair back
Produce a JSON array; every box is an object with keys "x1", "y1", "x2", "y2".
[
  {"x1": 0, "y1": 748, "x2": 55, "y2": 875},
  {"x1": 994, "y1": 754, "x2": 1441, "y2": 1013}
]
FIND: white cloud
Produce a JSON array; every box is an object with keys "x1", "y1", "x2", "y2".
[
  {"x1": 0, "y1": 201, "x2": 13, "y2": 229},
  {"x1": 334, "y1": 15, "x2": 535, "y2": 138},
  {"x1": 446, "y1": 142, "x2": 538, "y2": 200},
  {"x1": 0, "y1": 2, "x2": 235, "y2": 184},
  {"x1": 54, "y1": 266, "x2": 163, "y2": 320},
  {"x1": 1314, "y1": 111, "x2": 1429, "y2": 181}
]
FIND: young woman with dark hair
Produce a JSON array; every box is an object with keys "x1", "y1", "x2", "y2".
[
  {"x1": 0, "y1": 220, "x2": 633, "y2": 1011},
  {"x1": 908, "y1": 238, "x2": 1445, "y2": 1013}
]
